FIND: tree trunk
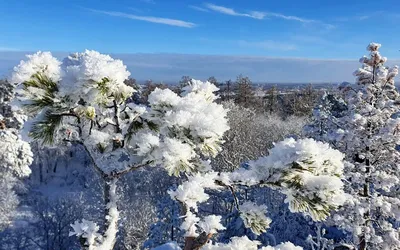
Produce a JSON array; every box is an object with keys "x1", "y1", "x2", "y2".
[
  {"x1": 359, "y1": 122, "x2": 371, "y2": 250},
  {"x1": 184, "y1": 237, "x2": 195, "y2": 250},
  {"x1": 103, "y1": 176, "x2": 112, "y2": 233}
]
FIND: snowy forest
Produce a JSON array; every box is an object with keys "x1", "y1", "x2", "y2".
[{"x1": 0, "y1": 43, "x2": 399, "y2": 250}]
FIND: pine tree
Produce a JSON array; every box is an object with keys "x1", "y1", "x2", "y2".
[
  {"x1": 10, "y1": 51, "x2": 229, "y2": 250},
  {"x1": 207, "y1": 76, "x2": 218, "y2": 86},
  {"x1": 265, "y1": 85, "x2": 279, "y2": 114},
  {"x1": 0, "y1": 79, "x2": 33, "y2": 230},
  {"x1": 0, "y1": 80, "x2": 26, "y2": 130},
  {"x1": 235, "y1": 74, "x2": 254, "y2": 108},
  {"x1": 305, "y1": 43, "x2": 400, "y2": 250}
]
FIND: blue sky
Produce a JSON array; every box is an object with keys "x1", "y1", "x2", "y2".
[
  {"x1": 1, "y1": 0, "x2": 400, "y2": 58},
  {"x1": 1, "y1": 0, "x2": 400, "y2": 82}
]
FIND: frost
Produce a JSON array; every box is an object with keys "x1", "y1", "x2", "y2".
[
  {"x1": 202, "y1": 236, "x2": 260, "y2": 250},
  {"x1": 169, "y1": 138, "x2": 345, "y2": 246},
  {"x1": 0, "y1": 129, "x2": 33, "y2": 178},
  {"x1": 239, "y1": 202, "x2": 271, "y2": 235},
  {"x1": 159, "y1": 138, "x2": 195, "y2": 176},
  {"x1": 153, "y1": 242, "x2": 182, "y2": 250},
  {"x1": 69, "y1": 219, "x2": 101, "y2": 247},
  {"x1": 60, "y1": 50, "x2": 133, "y2": 104},
  {"x1": 198, "y1": 215, "x2": 225, "y2": 234},
  {"x1": 133, "y1": 131, "x2": 160, "y2": 156},
  {"x1": 10, "y1": 51, "x2": 62, "y2": 84},
  {"x1": 180, "y1": 211, "x2": 200, "y2": 237},
  {"x1": 242, "y1": 138, "x2": 346, "y2": 221},
  {"x1": 168, "y1": 177, "x2": 210, "y2": 211},
  {"x1": 201, "y1": 236, "x2": 303, "y2": 250},
  {"x1": 148, "y1": 87, "x2": 181, "y2": 107},
  {"x1": 261, "y1": 242, "x2": 303, "y2": 250},
  {"x1": 181, "y1": 79, "x2": 219, "y2": 101},
  {"x1": 0, "y1": 128, "x2": 33, "y2": 230}
]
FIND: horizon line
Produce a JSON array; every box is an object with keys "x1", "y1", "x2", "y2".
[{"x1": 2, "y1": 50, "x2": 399, "y2": 62}]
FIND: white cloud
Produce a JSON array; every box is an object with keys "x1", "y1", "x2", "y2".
[
  {"x1": 189, "y1": 5, "x2": 210, "y2": 12},
  {"x1": 88, "y1": 9, "x2": 196, "y2": 28},
  {"x1": 203, "y1": 3, "x2": 334, "y2": 29},
  {"x1": 262, "y1": 12, "x2": 314, "y2": 23},
  {"x1": 204, "y1": 3, "x2": 263, "y2": 19},
  {"x1": 238, "y1": 40, "x2": 297, "y2": 51}
]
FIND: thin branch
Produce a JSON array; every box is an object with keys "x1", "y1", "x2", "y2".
[
  {"x1": 63, "y1": 139, "x2": 108, "y2": 179},
  {"x1": 54, "y1": 112, "x2": 82, "y2": 136},
  {"x1": 113, "y1": 100, "x2": 122, "y2": 133},
  {"x1": 109, "y1": 161, "x2": 150, "y2": 178},
  {"x1": 215, "y1": 180, "x2": 240, "y2": 211}
]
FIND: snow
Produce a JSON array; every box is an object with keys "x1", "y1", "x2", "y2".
[
  {"x1": 147, "y1": 87, "x2": 181, "y2": 107},
  {"x1": 7, "y1": 47, "x2": 367, "y2": 249},
  {"x1": 10, "y1": 51, "x2": 62, "y2": 84},
  {"x1": 261, "y1": 242, "x2": 303, "y2": 250},
  {"x1": 159, "y1": 138, "x2": 195, "y2": 176},
  {"x1": 69, "y1": 179, "x2": 119, "y2": 250},
  {"x1": 180, "y1": 211, "x2": 200, "y2": 237},
  {"x1": 239, "y1": 202, "x2": 271, "y2": 235},
  {"x1": 181, "y1": 79, "x2": 219, "y2": 101},
  {"x1": 234, "y1": 138, "x2": 346, "y2": 221},
  {"x1": 10, "y1": 50, "x2": 231, "y2": 249},
  {"x1": 168, "y1": 178, "x2": 210, "y2": 211},
  {"x1": 133, "y1": 131, "x2": 160, "y2": 156},
  {"x1": 69, "y1": 219, "x2": 100, "y2": 247},
  {"x1": 304, "y1": 43, "x2": 400, "y2": 249},
  {"x1": 168, "y1": 138, "x2": 346, "y2": 246},
  {"x1": 198, "y1": 215, "x2": 225, "y2": 234},
  {"x1": 11, "y1": 50, "x2": 229, "y2": 177},
  {"x1": 61, "y1": 50, "x2": 133, "y2": 104},
  {"x1": 153, "y1": 242, "x2": 182, "y2": 250},
  {"x1": 0, "y1": 129, "x2": 33, "y2": 178},
  {"x1": 202, "y1": 236, "x2": 260, "y2": 250},
  {"x1": 201, "y1": 236, "x2": 303, "y2": 250}
]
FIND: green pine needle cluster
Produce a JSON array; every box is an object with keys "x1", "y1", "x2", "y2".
[
  {"x1": 23, "y1": 73, "x2": 58, "y2": 112},
  {"x1": 126, "y1": 119, "x2": 159, "y2": 142},
  {"x1": 30, "y1": 110, "x2": 63, "y2": 144}
]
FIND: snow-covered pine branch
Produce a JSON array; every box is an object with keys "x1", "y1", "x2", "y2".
[
  {"x1": 167, "y1": 138, "x2": 346, "y2": 250},
  {"x1": 10, "y1": 51, "x2": 229, "y2": 249}
]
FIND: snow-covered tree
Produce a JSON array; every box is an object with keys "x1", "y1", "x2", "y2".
[
  {"x1": 207, "y1": 77, "x2": 218, "y2": 87},
  {"x1": 10, "y1": 50, "x2": 349, "y2": 250},
  {"x1": 0, "y1": 122, "x2": 33, "y2": 230},
  {"x1": 10, "y1": 51, "x2": 229, "y2": 249},
  {"x1": 0, "y1": 80, "x2": 33, "y2": 230},
  {"x1": 0, "y1": 80, "x2": 27, "y2": 130},
  {"x1": 235, "y1": 74, "x2": 255, "y2": 108},
  {"x1": 305, "y1": 43, "x2": 400, "y2": 250},
  {"x1": 212, "y1": 101, "x2": 307, "y2": 172},
  {"x1": 303, "y1": 91, "x2": 347, "y2": 145}
]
